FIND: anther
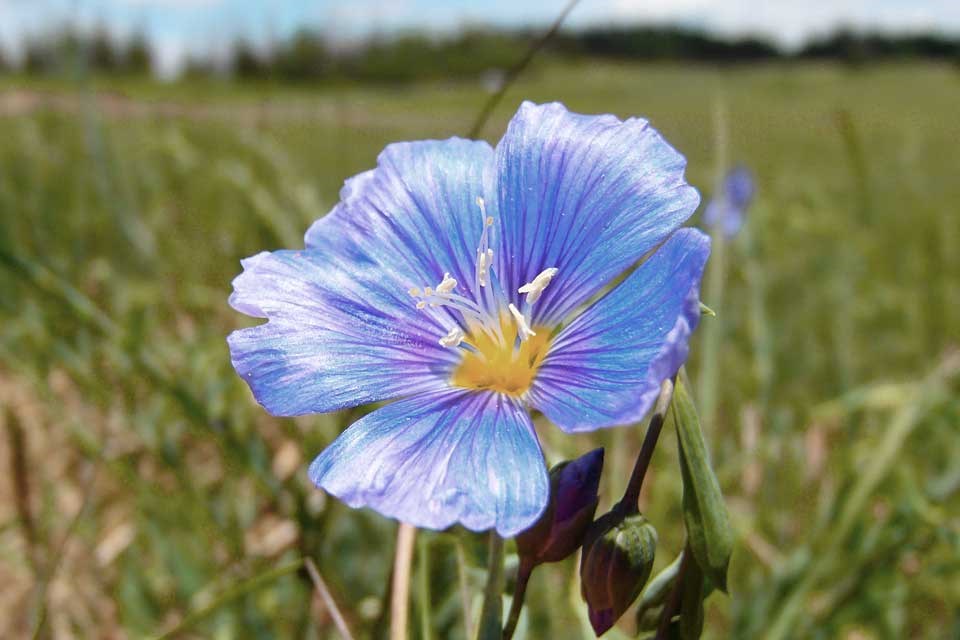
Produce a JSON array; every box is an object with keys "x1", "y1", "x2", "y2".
[
  {"x1": 478, "y1": 249, "x2": 493, "y2": 287},
  {"x1": 518, "y1": 267, "x2": 559, "y2": 304},
  {"x1": 435, "y1": 273, "x2": 457, "y2": 295},
  {"x1": 439, "y1": 326, "x2": 465, "y2": 348},
  {"x1": 509, "y1": 303, "x2": 536, "y2": 341}
]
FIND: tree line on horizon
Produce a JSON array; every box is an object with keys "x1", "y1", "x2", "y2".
[{"x1": 3, "y1": 24, "x2": 959, "y2": 82}]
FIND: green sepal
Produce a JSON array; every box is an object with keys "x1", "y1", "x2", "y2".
[
  {"x1": 670, "y1": 377, "x2": 734, "y2": 592},
  {"x1": 635, "y1": 552, "x2": 682, "y2": 630},
  {"x1": 678, "y1": 552, "x2": 706, "y2": 640}
]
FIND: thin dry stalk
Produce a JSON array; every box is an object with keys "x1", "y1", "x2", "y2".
[
  {"x1": 390, "y1": 523, "x2": 417, "y2": 640},
  {"x1": 304, "y1": 558, "x2": 355, "y2": 640}
]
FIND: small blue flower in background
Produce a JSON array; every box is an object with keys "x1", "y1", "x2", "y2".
[
  {"x1": 227, "y1": 101, "x2": 710, "y2": 537},
  {"x1": 702, "y1": 165, "x2": 755, "y2": 238}
]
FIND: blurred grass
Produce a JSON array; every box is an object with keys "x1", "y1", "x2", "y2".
[{"x1": 1, "y1": 60, "x2": 958, "y2": 639}]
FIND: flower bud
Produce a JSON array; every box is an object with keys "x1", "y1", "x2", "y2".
[
  {"x1": 516, "y1": 448, "x2": 603, "y2": 565},
  {"x1": 579, "y1": 512, "x2": 658, "y2": 636},
  {"x1": 703, "y1": 165, "x2": 755, "y2": 238}
]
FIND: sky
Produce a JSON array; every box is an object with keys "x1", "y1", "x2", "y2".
[{"x1": 2, "y1": 0, "x2": 959, "y2": 76}]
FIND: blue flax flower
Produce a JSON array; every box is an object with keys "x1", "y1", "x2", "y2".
[
  {"x1": 228, "y1": 102, "x2": 710, "y2": 537},
  {"x1": 702, "y1": 165, "x2": 754, "y2": 238}
]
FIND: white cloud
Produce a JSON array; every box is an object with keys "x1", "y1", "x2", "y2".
[
  {"x1": 607, "y1": 0, "x2": 718, "y2": 22},
  {"x1": 152, "y1": 33, "x2": 186, "y2": 79},
  {"x1": 589, "y1": 0, "x2": 960, "y2": 47}
]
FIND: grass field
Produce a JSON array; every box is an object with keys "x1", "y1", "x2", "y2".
[{"x1": 1, "y1": 60, "x2": 959, "y2": 639}]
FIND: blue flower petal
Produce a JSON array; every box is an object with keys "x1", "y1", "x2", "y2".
[
  {"x1": 228, "y1": 250, "x2": 457, "y2": 416},
  {"x1": 304, "y1": 138, "x2": 496, "y2": 304},
  {"x1": 494, "y1": 101, "x2": 700, "y2": 326},
  {"x1": 725, "y1": 165, "x2": 755, "y2": 211},
  {"x1": 703, "y1": 165, "x2": 754, "y2": 238},
  {"x1": 529, "y1": 229, "x2": 710, "y2": 433},
  {"x1": 309, "y1": 389, "x2": 549, "y2": 537}
]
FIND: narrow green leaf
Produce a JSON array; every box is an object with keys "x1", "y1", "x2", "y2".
[{"x1": 671, "y1": 377, "x2": 733, "y2": 592}]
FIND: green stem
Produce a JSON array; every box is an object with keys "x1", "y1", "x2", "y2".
[
  {"x1": 151, "y1": 558, "x2": 305, "y2": 640},
  {"x1": 477, "y1": 532, "x2": 505, "y2": 640},
  {"x1": 417, "y1": 534, "x2": 433, "y2": 640},
  {"x1": 454, "y1": 538, "x2": 475, "y2": 639},
  {"x1": 615, "y1": 379, "x2": 675, "y2": 516},
  {"x1": 502, "y1": 559, "x2": 533, "y2": 640},
  {"x1": 697, "y1": 95, "x2": 729, "y2": 430}
]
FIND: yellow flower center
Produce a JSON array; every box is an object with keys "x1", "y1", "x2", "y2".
[{"x1": 451, "y1": 317, "x2": 552, "y2": 396}]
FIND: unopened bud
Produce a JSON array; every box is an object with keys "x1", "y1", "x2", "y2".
[
  {"x1": 579, "y1": 512, "x2": 658, "y2": 636},
  {"x1": 516, "y1": 448, "x2": 603, "y2": 565}
]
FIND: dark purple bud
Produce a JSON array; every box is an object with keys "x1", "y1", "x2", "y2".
[
  {"x1": 580, "y1": 512, "x2": 658, "y2": 636},
  {"x1": 516, "y1": 448, "x2": 603, "y2": 565}
]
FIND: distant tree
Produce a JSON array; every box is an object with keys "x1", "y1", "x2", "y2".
[
  {"x1": 797, "y1": 30, "x2": 959, "y2": 62},
  {"x1": 23, "y1": 39, "x2": 50, "y2": 74},
  {"x1": 275, "y1": 30, "x2": 328, "y2": 82},
  {"x1": 231, "y1": 38, "x2": 268, "y2": 79},
  {"x1": 566, "y1": 26, "x2": 780, "y2": 62},
  {"x1": 53, "y1": 29, "x2": 84, "y2": 71},
  {"x1": 124, "y1": 31, "x2": 153, "y2": 75},
  {"x1": 182, "y1": 55, "x2": 217, "y2": 80},
  {"x1": 88, "y1": 25, "x2": 119, "y2": 71}
]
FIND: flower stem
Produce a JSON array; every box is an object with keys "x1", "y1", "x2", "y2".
[
  {"x1": 454, "y1": 538, "x2": 475, "y2": 639},
  {"x1": 615, "y1": 378, "x2": 676, "y2": 516},
  {"x1": 477, "y1": 531, "x2": 505, "y2": 640},
  {"x1": 390, "y1": 523, "x2": 417, "y2": 640},
  {"x1": 501, "y1": 558, "x2": 534, "y2": 640},
  {"x1": 697, "y1": 95, "x2": 729, "y2": 430},
  {"x1": 417, "y1": 533, "x2": 433, "y2": 640}
]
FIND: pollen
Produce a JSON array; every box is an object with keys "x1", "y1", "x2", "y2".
[{"x1": 451, "y1": 316, "x2": 551, "y2": 397}]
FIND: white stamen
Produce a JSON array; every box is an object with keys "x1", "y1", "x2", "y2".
[
  {"x1": 475, "y1": 197, "x2": 496, "y2": 290},
  {"x1": 508, "y1": 303, "x2": 536, "y2": 341},
  {"x1": 477, "y1": 248, "x2": 493, "y2": 287},
  {"x1": 404, "y1": 197, "x2": 511, "y2": 346},
  {"x1": 439, "y1": 326, "x2": 465, "y2": 348},
  {"x1": 518, "y1": 267, "x2": 559, "y2": 304},
  {"x1": 435, "y1": 272, "x2": 457, "y2": 295}
]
